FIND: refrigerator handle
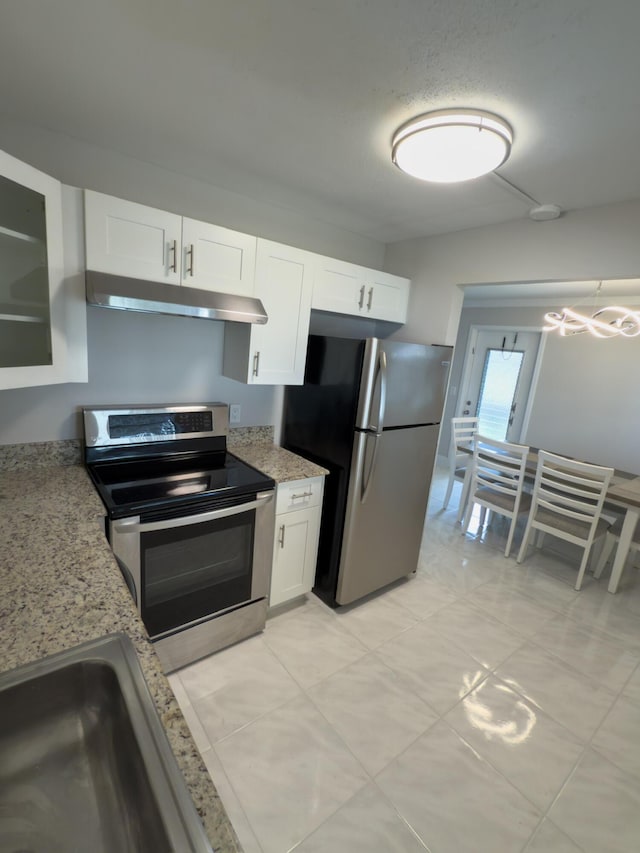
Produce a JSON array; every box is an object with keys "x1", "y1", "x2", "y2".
[
  {"x1": 370, "y1": 349, "x2": 388, "y2": 433},
  {"x1": 360, "y1": 432, "x2": 380, "y2": 504}
]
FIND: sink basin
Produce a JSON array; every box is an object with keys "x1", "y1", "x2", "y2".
[{"x1": 0, "y1": 634, "x2": 213, "y2": 853}]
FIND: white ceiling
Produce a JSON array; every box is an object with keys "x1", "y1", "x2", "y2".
[{"x1": 3, "y1": 1, "x2": 640, "y2": 245}]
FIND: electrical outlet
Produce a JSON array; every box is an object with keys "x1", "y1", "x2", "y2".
[{"x1": 229, "y1": 404, "x2": 241, "y2": 424}]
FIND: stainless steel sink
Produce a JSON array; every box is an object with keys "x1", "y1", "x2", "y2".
[{"x1": 0, "y1": 634, "x2": 213, "y2": 853}]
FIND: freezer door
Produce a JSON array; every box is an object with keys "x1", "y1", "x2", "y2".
[
  {"x1": 336, "y1": 423, "x2": 439, "y2": 605},
  {"x1": 356, "y1": 340, "x2": 452, "y2": 430}
]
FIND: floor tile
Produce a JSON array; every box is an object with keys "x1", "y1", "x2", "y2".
[
  {"x1": 292, "y1": 783, "x2": 428, "y2": 853},
  {"x1": 531, "y1": 613, "x2": 640, "y2": 691},
  {"x1": 376, "y1": 720, "x2": 541, "y2": 853},
  {"x1": 375, "y1": 619, "x2": 489, "y2": 714},
  {"x1": 524, "y1": 819, "x2": 584, "y2": 852},
  {"x1": 307, "y1": 653, "x2": 438, "y2": 775},
  {"x1": 496, "y1": 643, "x2": 617, "y2": 742},
  {"x1": 186, "y1": 636, "x2": 300, "y2": 742},
  {"x1": 592, "y1": 694, "x2": 640, "y2": 780},
  {"x1": 215, "y1": 695, "x2": 369, "y2": 853},
  {"x1": 201, "y1": 748, "x2": 263, "y2": 853},
  {"x1": 446, "y1": 675, "x2": 584, "y2": 810},
  {"x1": 421, "y1": 598, "x2": 526, "y2": 669},
  {"x1": 334, "y1": 590, "x2": 420, "y2": 650},
  {"x1": 549, "y1": 749, "x2": 640, "y2": 853},
  {"x1": 382, "y1": 574, "x2": 458, "y2": 619},
  {"x1": 467, "y1": 579, "x2": 560, "y2": 637},
  {"x1": 262, "y1": 604, "x2": 368, "y2": 688},
  {"x1": 621, "y1": 663, "x2": 640, "y2": 705}
]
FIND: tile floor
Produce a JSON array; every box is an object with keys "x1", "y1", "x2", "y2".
[{"x1": 169, "y1": 465, "x2": 640, "y2": 853}]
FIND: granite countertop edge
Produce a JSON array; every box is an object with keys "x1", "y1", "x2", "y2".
[{"x1": 0, "y1": 435, "x2": 327, "y2": 852}]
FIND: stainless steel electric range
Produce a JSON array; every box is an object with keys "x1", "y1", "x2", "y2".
[{"x1": 84, "y1": 403, "x2": 275, "y2": 673}]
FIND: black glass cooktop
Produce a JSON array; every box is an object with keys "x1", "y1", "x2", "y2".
[{"x1": 88, "y1": 451, "x2": 274, "y2": 519}]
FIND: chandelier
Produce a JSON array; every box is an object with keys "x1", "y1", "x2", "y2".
[{"x1": 544, "y1": 283, "x2": 640, "y2": 338}]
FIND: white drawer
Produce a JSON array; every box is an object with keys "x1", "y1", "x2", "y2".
[{"x1": 276, "y1": 476, "x2": 324, "y2": 515}]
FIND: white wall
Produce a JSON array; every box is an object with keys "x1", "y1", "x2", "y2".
[
  {"x1": 525, "y1": 331, "x2": 640, "y2": 474},
  {"x1": 0, "y1": 118, "x2": 386, "y2": 445},
  {"x1": 384, "y1": 198, "x2": 640, "y2": 348}
]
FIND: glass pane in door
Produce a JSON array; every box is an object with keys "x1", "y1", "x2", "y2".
[
  {"x1": 0, "y1": 173, "x2": 51, "y2": 367},
  {"x1": 476, "y1": 348, "x2": 525, "y2": 440}
]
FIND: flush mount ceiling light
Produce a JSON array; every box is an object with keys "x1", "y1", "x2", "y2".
[
  {"x1": 544, "y1": 282, "x2": 640, "y2": 338},
  {"x1": 392, "y1": 109, "x2": 513, "y2": 183}
]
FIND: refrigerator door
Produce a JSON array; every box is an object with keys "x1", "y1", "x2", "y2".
[
  {"x1": 336, "y1": 423, "x2": 439, "y2": 605},
  {"x1": 356, "y1": 340, "x2": 452, "y2": 431}
]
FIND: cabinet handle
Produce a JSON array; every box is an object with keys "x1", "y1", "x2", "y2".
[
  {"x1": 291, "y1": 490, "x2": 313, "y2": 500},
  {"x1": 186, "y1": 243, "x2": 194, "y2": 276},
  {"x1": 367, "y1": 286, "x2": 374, "y2": 310},
  {"x1": 358, "y1": 285, "x2": 365, "y2": 309},
  {"x1": 252, "y1": 351, "x2": 260, "y2": 377},
  {"x1": 278, "y1": 523, "x2": 285, "y2": 548},
  {"x1": 168, "y1": 239, "x2": 178, "y2": 273}
]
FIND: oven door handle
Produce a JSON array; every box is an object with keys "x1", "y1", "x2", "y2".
[{"x1": 112, "y1": 493, "x2": 274, "y2": 534}]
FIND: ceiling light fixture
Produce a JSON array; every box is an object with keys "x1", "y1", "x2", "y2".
[
  {"x1": 392, "y1": 109, "x2": 513, "y2": 183},
  {"x1": 544, "y1": 282, "x2": 640, "y2": 338}
]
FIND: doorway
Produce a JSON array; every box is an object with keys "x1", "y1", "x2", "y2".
[{"x1": 457, "y1": 327, "x2": 542, "y2": 442}]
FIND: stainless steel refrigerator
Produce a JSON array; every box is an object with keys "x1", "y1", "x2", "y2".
[{"x1": 282, "y1": 336, "x2": 452, "y2": 607}]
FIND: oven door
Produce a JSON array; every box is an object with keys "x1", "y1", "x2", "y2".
[{"x1": 109, "y1": 490, "x2": 275, "y2": 639}]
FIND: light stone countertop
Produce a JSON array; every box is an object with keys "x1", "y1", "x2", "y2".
[
  {"x1": 229, "y1": 441, "x2": 328, "y2": 483},
  {"x1": 0, "y1": 463, "x2": 241, "y2": 853}
]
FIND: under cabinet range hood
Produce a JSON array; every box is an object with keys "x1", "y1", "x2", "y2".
[{"x1": 85, "y1": 270, "x2": 268, "y2": 324}]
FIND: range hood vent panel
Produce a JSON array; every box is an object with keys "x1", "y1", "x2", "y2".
[{"x1": 86, "y1": 270, "x2": 268, "y2": 324}]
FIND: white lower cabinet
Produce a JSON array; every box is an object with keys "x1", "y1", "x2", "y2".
[{"x1": 269, "y1": 476, "x2": 324, "y2": 607}]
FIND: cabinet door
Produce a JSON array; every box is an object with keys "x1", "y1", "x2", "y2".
[
  {"x1": 311, "y1": 255, "x2": 364, "y2": 316},
  {"x1": 222, "y1": 240, "x2": 314, "y2": 385},
  {"x1": 0, "y1": 150, "x2": 71, "y2": 389},
  {"x1": 270, "y1": 506, "x2": 320, "y2": 607},
  {"x1": 363, "y1": 269, "x2": 410, "y2": 323},
  {"x1": 181, "y1": 218, "x2": 256, "y2": 296},
  {"x1": 249, "y1": 240, "x2": 313, "y2": 385},
  {"x1": 85, "y1": 190, "x2": 181, "y2": 284}
]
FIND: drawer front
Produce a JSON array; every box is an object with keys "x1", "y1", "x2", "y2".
[{"x1": 276, "y1": 476, "x2": 323, "y2": 514}]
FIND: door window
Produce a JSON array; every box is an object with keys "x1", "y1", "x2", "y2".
[{"x1": 476, "y1": 348, "x2": 525, "y2": 440}]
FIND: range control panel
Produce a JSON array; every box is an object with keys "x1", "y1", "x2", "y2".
[{"x1": 83, "y1": 404, "x2": 229, "y2": 447}]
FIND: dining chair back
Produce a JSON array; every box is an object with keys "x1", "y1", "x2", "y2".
[
  {"x1": 461, "y1": 435, "x2": 531, "y2": 557},
  {"x1": 516, "y1": 450, "x2": 614, "y2": 590},
  {"x1": 443, "y1": 416, "x2": 479, "y2": 511}
]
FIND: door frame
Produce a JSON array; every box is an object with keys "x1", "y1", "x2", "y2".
[{"x1": 456, "y1": 324, "x2": 547, "y2": 443}]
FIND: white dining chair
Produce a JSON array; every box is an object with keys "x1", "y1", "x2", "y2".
[
  {"x1": 461, "y1": 435, "x2": 531, "y2": 558},
  {"x1": 516, "y1": 450, "x2": 614, "y2": 590},
  {"x1": 443, "y1": 416, "x2": 479, "y2": 512},
  {"x1": 593, "y1": 522, "x2": 640, "y2": 581}
]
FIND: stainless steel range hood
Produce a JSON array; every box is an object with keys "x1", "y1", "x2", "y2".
[{"x1": 86, "y1": 270, "x2": 268, "y2": 324}]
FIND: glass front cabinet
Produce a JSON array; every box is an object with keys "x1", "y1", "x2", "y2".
[{"x1": 0, "y1": 149, "x2": 84, "y2": 390}]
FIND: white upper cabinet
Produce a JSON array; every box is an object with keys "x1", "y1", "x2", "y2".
[
  {"x1": 312, "y1": 256, "x2": 364, "y2": 315},
  {"x1": 0, "y1": 150, "x2": 87, "y2": 390},
  {"x1": 181, "y1": 218, "x2": 256, "y2": 296},
  {"x1": 85, "y1": 191, "x2": 182, "y2": 284},
  {"x1": 364, "y1": 268, "x2": 410, "y2": 323},
  {"x1": 311, "y1": 255, "x2": 410, "y2": 324},
  {"x1": 222, "y1": 240, "x2": 314, "y2": 385},
  {"x1": 84, "y1": 192, "x2": 257, "y2": 296}
]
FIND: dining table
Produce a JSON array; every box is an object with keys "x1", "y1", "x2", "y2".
[{"x1": 456, "y1": 441, "x2": 640, "y2": 593}]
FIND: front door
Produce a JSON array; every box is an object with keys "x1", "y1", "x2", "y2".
[{"x1": 458, "y1": 328, "x2": 542, "y2": 442}]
